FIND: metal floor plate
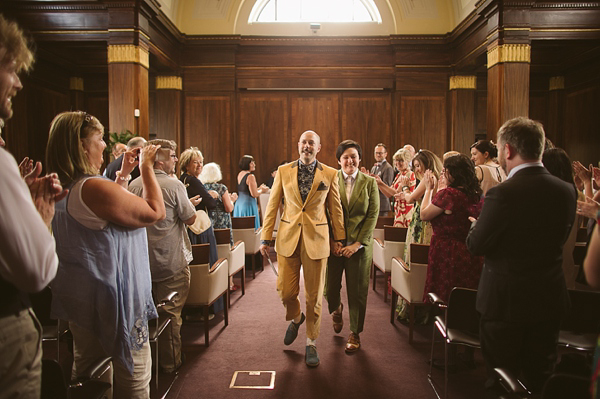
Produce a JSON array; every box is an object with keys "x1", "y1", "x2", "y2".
[{"x1": 229, "y1": 371, "x2": 276, "y2": 389}]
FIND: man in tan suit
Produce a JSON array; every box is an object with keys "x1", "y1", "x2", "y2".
[{"x1": 260, "y1": 130, "x2": 345, "y2": 367}]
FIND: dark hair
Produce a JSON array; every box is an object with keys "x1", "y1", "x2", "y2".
[
  {"x1": 444, "y1": 154, "x2": 482, "y2": 202},
  {"x1": 239, "y1": 155, "x2": 254, "y2": 170},
  {"x1": 470, "y1": 140, "x2": 498, "y2": 159},
  {"x1": 542, "y1": 148, "x2": 575, "y2": 186},
  {"x1": 336, "y1": 140, "x2": 362, "y2": 161}
]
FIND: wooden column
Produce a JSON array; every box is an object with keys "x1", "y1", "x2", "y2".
[
  {"x1": 449, "y1": 75, "x2": 477, "y2": 154},
  {"x1": 108, "y1": 44, "x2": 149, "y2": 138},
  {"x1": 547, "y1": 76, "x2": 565, "y2": 148},
  {"x1": 70, "y1": 77, "x2": 85, "y2": 111},
  {"x1": 154, "y1": 76, "x2": 182, "y2": 145},
  {"x1": 486, "y1": 43, "x2": 531, "y2": 136}
]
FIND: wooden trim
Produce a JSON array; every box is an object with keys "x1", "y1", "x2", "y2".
[
  {"x1": 156, "y1": 76, "x2": 182, "y2": 90},
  {"x1": 549, "y1": 76, "x2": 565, "y2": 91},
  {"x1": 108, "y1": 45, "x2": 149, "y2": 69},
  {"x1": 69, "y1": 77, "x2": 84, "y2": 91},
  {"x1": 487, "y1": 44, "x2": 531, "y2": 68},
  {"x1": 449, "y1": 76, "x2": 477, "y2": 90}
]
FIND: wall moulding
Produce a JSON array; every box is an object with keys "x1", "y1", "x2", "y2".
[
  {"x1": 449, "y1": 76, "x2": 477, "y2": 90},
  {"x1": 549, "y1": 76, "x2": 565, "y2": 91},
  {"x1": 156, "y1": 76, "x2": 183, "y2": 90},
  {"x1": 487, "y1": 44, "x2": 530, "y2": 68},
  {"x1": 107, "y1": 44, "x2": 150, "y2": 68},
  {"x1": 69, "y1": 77, "x2": 84, "y2": 91}
]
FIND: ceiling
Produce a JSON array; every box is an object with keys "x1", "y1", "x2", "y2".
[{"x1": 156, "y1": 0, "x2": 478, "y2": 36}]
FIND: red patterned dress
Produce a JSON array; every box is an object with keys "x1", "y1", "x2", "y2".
[
  {"x1": 423, "y1": 187, "x2": 484, "y2": 302},
  {"x1": 392, "y1": 170, "x2": 416, "y2": 227}
]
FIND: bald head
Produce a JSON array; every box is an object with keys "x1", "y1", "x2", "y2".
[
  {"x1": 403, "y1": 144, "x2": 416, "y2": 158},
  {"x1": 298, "y1": 130, "x2": 321, "y2": 165}
]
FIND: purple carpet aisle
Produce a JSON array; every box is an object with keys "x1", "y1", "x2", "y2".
[{"x1": 162, "y1": 251, "x2": 489, "y2": 399}]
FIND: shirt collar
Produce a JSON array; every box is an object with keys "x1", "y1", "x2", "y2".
[
  {"x1": 342, "y1": 170, "x2": 359, "y2": 180},
  {"x1": 507, "y1": 161, "x2": 544, "y2": 179},
  {"x1": 298, "y1": 159, "x2": 317, "y2": 169}
]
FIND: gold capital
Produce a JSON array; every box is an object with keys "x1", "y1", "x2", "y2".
[
  {"x1": 449, "y1": 76, "x2": 476, "y2": 90},
  {"x1": 487, "y1": 44, "x2": 531, "y2": 68},
  {"x1": 107, "y1": 45, "x2": 149, "y2": 69},
  {"x1": 70, "y1": 77, "x2": 84, "y2": 91},
  {"x1": 156, "y1": 76, "x2": 183, "y2": 90},
  {"x1": 549, "y1": 76, "x2": 565, "y2": 91}
]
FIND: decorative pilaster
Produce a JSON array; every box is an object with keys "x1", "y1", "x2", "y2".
[
  {"x1": 107, "y1": 45, "x2": 150, "y2": 69},
  {"x1": 487, "y1": 44, "x2": 531, "y2": 69},
  {"x1": 549, "y1": 76, "x2": 565, "y2": 91},
  {"x1": 449, "y1": 75, "x2": 477, "y2": 153},
  {"x1": 69, "y1": 77, "x2": 84, "y2": 110},
  {"x1": 449, "y1": 76, "x2": 477, "y2": 90},
  {"x1": 154, "y1": 76, "x2": 182, "y2": 142},
  {"x1": 156, "y1": 76, "x2": 183, "y2": 90}
]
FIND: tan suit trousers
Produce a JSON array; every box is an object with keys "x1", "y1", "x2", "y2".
[{"x1": 276, "y1": 233, "x2": 327, "y2": 340}]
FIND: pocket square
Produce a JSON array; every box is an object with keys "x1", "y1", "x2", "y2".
[{"x1": 317, "y1": 181, "x2": 328, "y2": 191}]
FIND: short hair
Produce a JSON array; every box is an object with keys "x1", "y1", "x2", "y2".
[
  {"x1": 470, "y1": 140, "x2": 498, "y2": 159},
  {"x1": 497, "y1": 117, "x2": 545, "y2": 161},
  {"x1": 179, "y1": 147, "x2": 203, "y2": 175},
  {"x1": 413, "y1": 149, "x2": 443, "y2": 179},
  {"x1": 443, "y1": 150, "x2": 461, "y2": 161},
  {"x1": 199, "y1": 162, "x2": 223, "y2": 184},
  {"x1": 444, "y1": 153, "x2": 482, "y2": 202},
  {"x1": 392, "y1": 148, "x2": 411, "y2": 164},
  {"x1": 375, "y1": 143, "x2": 387, "y2": 151},
  {"x1": 45, "y1": 111, "x2": 105, "y2": 186},
  {"x1": 542, "y1": 148, "x2": 575, "y2": 186},
  {"x1": 127, "y1": 136, "x2": 146, "y2": 149},
  {"x1": 0, "y1": 14, "x2": 34, "y2": 73},
  {"x1": 147, "y1": 139, "x2": 176, "y2": 152},
  {"x1": 239, "y1": 155, "x2": 254, "y2": 171},
  {"x1": 336, "y1": 140, "x2": 362, "y2": 161}
]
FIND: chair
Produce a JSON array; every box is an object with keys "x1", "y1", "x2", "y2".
[
  {"x1": 149, "y1": 291, "x2": 178, "y2": 389},
  {"x1": 232, "y1": 216, "x2": 263, "y2": 279},
  {"x1": 558, "y1": 289, "x2": 600, "y2": 352},
  {"x1": 372, "y1": 226, "x2": 407, "y2": 302},
  {"x1": 494, "y1": 368, "x2": 590, "y2": 399},
  {"x1": 258, "y1": 192, "x2": 280, "y2": 234},
  {"x1": 390, "y1": 243, "x2": 429, "y2": 344},
  {"x1": 41, "y1": 356, "x2": 112, "y2": 399},
  {"x1": 427, "y1": 287, "x2": 480, "y2": 399},
  {"x1": 373, "y1": 215, "x2": 394, "y2": 242},
  {"x1": 214, "y1": 228, "x2": 246, "y2": 308},
  {"x1": 186, "y1": 244, "x2": 229, "y2": 346},
  {"x1": 30, "y1": 286, "x2": 70, "y2": 362}
]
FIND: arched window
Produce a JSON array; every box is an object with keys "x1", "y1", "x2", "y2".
[{"x1": 249, "y1": 0, "x2": 382, "y2": 23}]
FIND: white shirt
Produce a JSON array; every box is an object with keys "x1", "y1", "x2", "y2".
[
  {"x1": 0, "y1": 148, "x2": 58, "y2": 292},
  {"x1": 507, "y1": 161, "x2": 544, "y2": 179},
  {"x1": 342, "y1": 170, "x2": 359, "y2": 201}
]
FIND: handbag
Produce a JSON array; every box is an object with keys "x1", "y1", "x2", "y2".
[{"x1": 189, "y1": 209, "x2": 212, "y2": 235}]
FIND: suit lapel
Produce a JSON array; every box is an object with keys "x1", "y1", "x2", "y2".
[
  {"x1": 305, "y1": 161, "x2": 324, "y2": 204},
  {"x1": 348, "y1": 172, "x2": 366, "y2": 210},
  {"x1": 289, "y1": 162, "x2": 303, "y2": 204},
  {"x1": 338, "y1": 171, "x2": 349, "y2": 209}
]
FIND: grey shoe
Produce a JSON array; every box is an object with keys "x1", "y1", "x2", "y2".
[
  {"x1": 305, "y1": 345, "x2": 320, "y2": 367},
  {"x1": 284, "y1": 313, "x2": 305, "y2": 345}
]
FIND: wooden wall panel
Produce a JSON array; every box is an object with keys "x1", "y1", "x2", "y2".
[
  {"x1": 86, "y1": 94, "x2": 109, "y2": 132},
  {"x1": 183, "y1": 95, "x2": 233, "y2": 187},
  {"x1": 238, "y1": 93, "x2": 289, "y2": 186},
  {"x1": 398, "y1": 95, "x2": 447, "y2": 157},
  {"x1": 183, "y1": 67, "x2": 235, "y2": 92},
  {"x1": 154, "y1": 90, "x2": 182, "y2": 143},
  {"x1": 341, "y1": 93, "x2": 392, "y2": 168},
  {"x1": 291, "y1": 93, "x2": 340, "y2": 169},
  {"x1": 565, "y1": 86, "x2": 600, "y2": 166},
  {"x1": 449, "y1": 89, "x2": 476, "y2": 155}
]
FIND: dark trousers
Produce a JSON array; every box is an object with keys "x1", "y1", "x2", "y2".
[{"x1": 480, "y1": 317, "x2": 560, "y2": 393}]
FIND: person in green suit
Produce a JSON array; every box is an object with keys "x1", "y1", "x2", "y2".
[{"x1": 326, "y1": 140, "x2": 380, "y2": 352}]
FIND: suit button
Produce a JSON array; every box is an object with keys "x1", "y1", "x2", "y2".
[
  {"x1": 302, "y1": 208, "x2": 306, "y2": 212},
  {"x1": 298, "y1": 223, "x2": 301, "y2": 226}
]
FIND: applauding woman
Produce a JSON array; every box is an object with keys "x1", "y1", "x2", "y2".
[
  {"x1": 46, "y1": 111, "x2": 166, "y2": 398},
  {"x1": 233, "y1": 155, "x2": 268, "y2": 229}
]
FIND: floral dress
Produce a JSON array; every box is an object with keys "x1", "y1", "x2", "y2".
[
  {"x1": 204, "y1": 182, "x2": 234, "y2": 246},
  {"x1": 392, "y1": 170, "x2": 416, "y2": 227},
  {"x1": 423, "y1": 188, "x2": 484, "y2": 302}
]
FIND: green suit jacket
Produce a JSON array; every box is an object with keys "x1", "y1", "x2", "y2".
[{"x1": 338, "y1": 170, "x2": 380, "y2": 254}]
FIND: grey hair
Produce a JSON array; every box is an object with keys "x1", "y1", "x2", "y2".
[{"x1": 199, "y1": 162, "x2": 223, "y2": 184}]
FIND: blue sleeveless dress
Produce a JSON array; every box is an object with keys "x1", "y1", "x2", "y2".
[{"x1": 233, "y1": 173, "x2": 260, "y2": 229}]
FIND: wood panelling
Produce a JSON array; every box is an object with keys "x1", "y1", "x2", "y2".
[
  {"x1": 565, "y1": 86, "x2": 600, "y2": 166},
  {"x1": 342, "y1": 93, "x2": 392, "y2": 167},
  {"x1": 108, "y1": 63, "x2": 149, "y2": 137},
  {"x1": 449, "y1": 89, "x2": 477, "y2": 155},
  {"x1": 291, "y1": 93, "x2": 340, "y2": 169},
  {"x1": 486, "y1": 62, "x2": 530, "y2": 136},
  {"x1": 183, "y1": 95, "x2": 233, "y2": 187},
  {"x1": 398, "y1": 95, "x2": 447, "y2": 157},
  {"x1": 238, "y1": 93, "x2": 289, "y2": 186},
  {"x1": 154, "y1": 89, "x2": 181, "y2": 142},
  {"x1": 183, "y1": 67, "x2": 235, "y2": 92}
]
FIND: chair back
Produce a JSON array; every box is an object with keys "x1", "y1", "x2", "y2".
[
  {"x1": 384, "y1": 226, "x2": 407, "y2": 242},
  {"x1": 410, "y1": 243, "x2": 429, "y2": 264},
  {"x1": 373, "y1": 215, "x2": 394, "y2": 241},
  {"x1": 446, "y1": 287, "x2": 479, "y2": 336},
  {"x1": 561, "y1": 289, "x2": 600, "y2": 333},
  {"x1": 232, "y1": 216, "x2": 256, "y2": 229},
  {"x1": 213, "y1": 228, "x2": 231, "y2": 245},
  {"x1": 191, "y1": 243, "x2": 211, "y2": 266},
  {"x1": 187, "y1": 258, "x2": 228, "y2": 306}
]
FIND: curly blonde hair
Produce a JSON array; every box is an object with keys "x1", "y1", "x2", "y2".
[
  {"x1": 179, "y1": 147, "x2": 203, "y2": 176},
  {"x1": 0, "y1": 14, "x2": 34, "y2": 72}
]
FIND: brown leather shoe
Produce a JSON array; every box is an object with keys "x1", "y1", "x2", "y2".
[
  {"x1": 332, "y1": 303, "x2": 343, "y2": 333},
  {"x1": 345, "y1": 332, "x2": 360, "y2": 353}
]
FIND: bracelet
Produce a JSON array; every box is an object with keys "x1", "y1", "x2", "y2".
[{"x1": 115, "y1": 171, "x2": 132, "y2": 182}]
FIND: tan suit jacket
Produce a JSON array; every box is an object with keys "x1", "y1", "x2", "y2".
[{"x1": 261, "y1": 160, "x2": 345, "y2": 259}]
